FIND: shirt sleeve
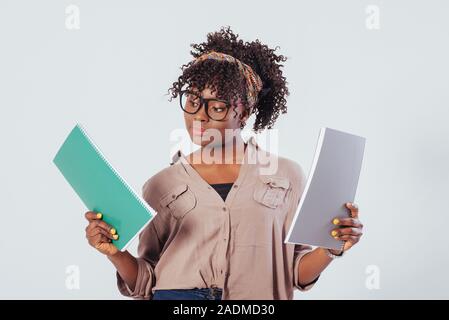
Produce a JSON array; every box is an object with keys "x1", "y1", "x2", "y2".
[
  {"x1": 116, "y1": 180, "x2": 168, "y2": 300},
  {"x1": 288, "y1": 161, "x2": 320, "y2": 292},
  {"x1": 116, "y1": 217, "x2": 164, "y2": 299}
]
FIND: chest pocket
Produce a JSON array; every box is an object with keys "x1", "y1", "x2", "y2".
[
  {"x1": 159, "y1": 184, "x2": 197, "y2": 219},
  {"x1": 253, "y1": 175, "x2": 290, "y2": 209}
]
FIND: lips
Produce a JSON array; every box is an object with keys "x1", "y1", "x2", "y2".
[{"x1": 192, "y1": 127, "x2": 206, "y2": 135}]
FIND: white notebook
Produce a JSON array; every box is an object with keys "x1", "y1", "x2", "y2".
[{"x1": 285, "y1": 127, "x2": 366, "y2": 251}]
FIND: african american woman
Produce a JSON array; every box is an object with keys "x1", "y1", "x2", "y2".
[{"x1": 83, "y1": 26, "x2": 364, "y2": 300}]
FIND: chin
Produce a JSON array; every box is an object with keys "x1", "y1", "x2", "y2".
[
  {"x1": 190, "y1": 134, "x2": 207, "y2": 147},
  {"x1": 191, "y1": 134, "x2": 222, "y2": 148}
]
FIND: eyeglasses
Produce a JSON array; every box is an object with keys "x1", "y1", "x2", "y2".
[{"x1": 179, "y1": 90, "x2": 232, "y2": 121}]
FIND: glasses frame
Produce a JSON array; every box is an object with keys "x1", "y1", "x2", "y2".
[{"x1": 179, "y1": 90, "x2": 232, "y2": 121}]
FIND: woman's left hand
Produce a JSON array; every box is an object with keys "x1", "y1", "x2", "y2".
[{"x1": 330, "y1": 202, "x2": 364, "y2": 254}]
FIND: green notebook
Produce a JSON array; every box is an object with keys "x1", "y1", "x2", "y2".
[{"x1": 53, "y1": 124, "x2": 154, "y2": 251}]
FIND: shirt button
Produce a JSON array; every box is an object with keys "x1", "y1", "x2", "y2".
[
  {"x1": 222, "y1": 207, "x2": 227, "y2": 212},
  {"x1": 172, "y1": 194, "x2": 176, "y2": 199},
  {"x1": 224, "y1": 238, "x2": 227, "y2": 241},
  {"x1": 233, "y1": 184, "x2": 238, "y2": 188}
]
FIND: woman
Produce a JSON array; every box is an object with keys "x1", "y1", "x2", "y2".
[{"x1": 84, "y1": 26, "x2": 364, "y2": 300}]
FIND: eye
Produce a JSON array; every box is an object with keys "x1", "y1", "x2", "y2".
[
  {"x1": 187, "y1": 94, "x2": 200, "y2": 105},
  {"x1": 211, "y1": 107, "x2": 226, "y2": 113}
]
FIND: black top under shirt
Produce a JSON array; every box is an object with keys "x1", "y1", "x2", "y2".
[{"x1": 209, "y1": 183, "x2": 234, "y2": 202}]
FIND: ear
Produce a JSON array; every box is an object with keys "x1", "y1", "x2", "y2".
[{"x1": 239, "y1": 108, "x2": 249, "y2": 120}]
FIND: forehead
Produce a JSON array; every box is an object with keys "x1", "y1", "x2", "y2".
[{"x1": 190, "y1": 85, "x2": 218, "y2": 99}]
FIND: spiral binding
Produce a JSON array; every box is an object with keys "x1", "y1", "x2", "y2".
[{"x1": 76, "y1": 123, "x2": 155, "y2": 216}]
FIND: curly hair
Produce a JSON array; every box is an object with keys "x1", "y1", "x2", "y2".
[{"x1": 167, "y1": 26, "x2": 290, "y2": 133}]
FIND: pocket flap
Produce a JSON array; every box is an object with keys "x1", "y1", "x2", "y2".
[
  {"x1": 254, "y1": 175, "x2": 291, "y2": 209},
  {"x1": 160, "y1": 184, "x2": 189, "y2": 207},
  {"x1": 258, "y1": 175, "x2": 290, "y2": 189}
]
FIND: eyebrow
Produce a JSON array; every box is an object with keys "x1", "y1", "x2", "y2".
[{"x1": 188, "y1": 91, "x2": 228, "y2": 103}]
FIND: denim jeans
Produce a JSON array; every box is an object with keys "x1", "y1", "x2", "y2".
[{"x1": 152, "y1": 287, "x2": 223, "y2": 300}]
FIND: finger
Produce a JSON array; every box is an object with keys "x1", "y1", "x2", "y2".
[
  {"x1": 85, "y1": 211, "x2": 104, "y2": 222},
  {"x1": 345, "y1": 202, "x2": 359, "y2": 218},
  {"x1": 331, "y1": 227, "x2": 363, "y2": 237},
  {"x1": 86, "y1": 220, "x2": 116, "y2": 235},
  {"x1": 98, "y1": 235, "x2": 112, "y2": 244},
  {"x1": 95, "y1": 241, "x2": 118, "y2": 256},
  {"x1": 335, "y1": 234, "x2": 360, "y2": 243},
  {"x1": 88, "y1": 234, "x2": 112, "y2": 247},
  {"x1": 332, "y1": 217, "x2": 363, "y2": 228},
  {"x1": 86, "y1": 227, "x2": 116, "y2": 240}
]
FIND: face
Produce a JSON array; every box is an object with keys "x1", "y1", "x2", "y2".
[{"x1": 183, "y1": 86, "x2": 249, "y2": 147}]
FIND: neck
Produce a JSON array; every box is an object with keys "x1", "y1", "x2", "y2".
[{"x1": 189, "y1": 136, "x2": 247, "y2": 165}]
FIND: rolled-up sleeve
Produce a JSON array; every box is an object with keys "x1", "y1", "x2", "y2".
[
  {"x1": 116, "y1": 256, "x2": 156, "y2": 299},
  {"x1": 116, "y1": 179, "x2": 168, "y2": 299}
]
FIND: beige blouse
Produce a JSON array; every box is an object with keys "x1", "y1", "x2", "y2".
[{"x1": 116, "y1": 136, "x2": 320, "y2": 299}]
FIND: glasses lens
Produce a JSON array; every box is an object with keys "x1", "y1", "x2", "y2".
[
  {"x1": 207, "y1": 100, "x2": 229, "y2": 121},
  {"x1": 181, "y1": 91, "x2": 201, "y2": 114}
]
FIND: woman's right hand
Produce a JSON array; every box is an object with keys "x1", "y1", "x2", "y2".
[{"x1": 84, "y1": 211, "x2": 119, "y2": 256}]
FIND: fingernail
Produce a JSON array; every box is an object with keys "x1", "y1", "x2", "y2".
[
  {"x1": 96, "y1": 213, "x2": 103, "y2": 219},
  {"x1": 113, "y1": 234, "x2": 119, "y2": 240},
  {"x1": 334, "y1": 236, "x2": 339, "y2": 240},
  {"x1": 333, "y1": 218, "x2": 340, "y2": 225},
  {"x1": 110, "y1": 228, "x2": 116, "y2": 235},
  {"x1": 331, "y1": 230, "x2": 338, "y2": 237},
  {"x1": 346, "y1": 202, "x2": 351, "y2": 207}
]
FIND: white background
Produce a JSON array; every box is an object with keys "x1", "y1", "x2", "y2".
[{"x1": 0, "y1": 0, "x2": 448, "y2": 299}]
